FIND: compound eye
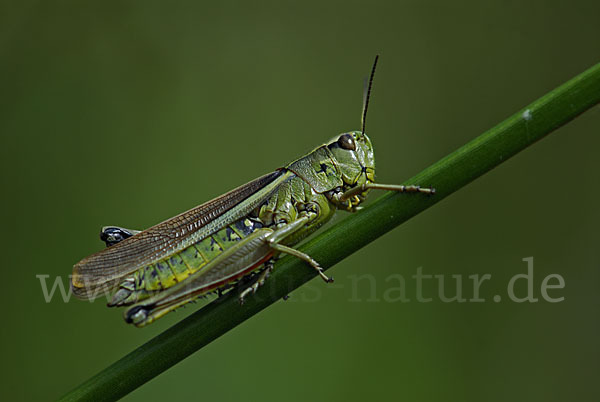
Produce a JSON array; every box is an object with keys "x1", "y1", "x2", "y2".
[{"x1": 337, "y1": 133, "x2": 356, "y2": 151}]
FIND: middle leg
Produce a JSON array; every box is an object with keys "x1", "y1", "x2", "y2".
[{"x1": 265, "y1": 213, "x2": 333, "y2": 283}]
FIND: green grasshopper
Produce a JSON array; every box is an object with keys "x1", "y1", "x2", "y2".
[{"x1": 71, "y1": 56, "x2": 434, "y2": 327}]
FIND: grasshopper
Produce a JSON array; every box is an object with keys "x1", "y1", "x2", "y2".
[{"x1": 71, "y1": 56, "x2": 434, "y2": 327}]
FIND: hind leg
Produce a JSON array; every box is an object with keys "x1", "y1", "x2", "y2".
[
  {"x1": 100, "y1": 226, "x2": 141, "y2": 247},
  {"x1": 239, "y1": 261, "x2": 274, "y2": 303}
]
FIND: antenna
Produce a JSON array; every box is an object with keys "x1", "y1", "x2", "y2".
[{"x1": 361, "y1": 54, "x2": 379, "y2": 135}]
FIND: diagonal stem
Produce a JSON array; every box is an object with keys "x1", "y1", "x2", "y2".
[{"x1": 59, "y1": 61, "x2": 600, "y2": 402}]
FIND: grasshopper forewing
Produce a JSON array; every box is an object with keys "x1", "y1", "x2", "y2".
[
  {"x1": 72, "y1": 171, "x2": 288, "y2": 299},
  {"x1": 71, "y1": 56, "x2": 435, "y2": 326}
]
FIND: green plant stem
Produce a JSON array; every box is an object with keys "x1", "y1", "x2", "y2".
[{"x1": 60, "y1": 62, "x2": 600, "y2": 402}]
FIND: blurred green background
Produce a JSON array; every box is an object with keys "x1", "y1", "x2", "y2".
[{"x1": 1, "y1": 1, "x2": 599, "y2": 401}]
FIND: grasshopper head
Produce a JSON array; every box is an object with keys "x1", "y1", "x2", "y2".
[{"x1": 327, "y1": 130, "x2": 375, "y2": 188}]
